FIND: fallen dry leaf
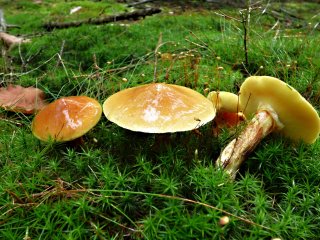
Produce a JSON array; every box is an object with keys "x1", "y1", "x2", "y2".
[
  {"x1": 0, "y1": 32, "x2": 31, "y2": 49},
  {"x1": 0, "y1": 85, "x2": 48, "y2": 114}
]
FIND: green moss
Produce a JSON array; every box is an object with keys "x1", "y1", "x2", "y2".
[{"x1": 0, "y1": 1, "x2": 320, "y2": 239}]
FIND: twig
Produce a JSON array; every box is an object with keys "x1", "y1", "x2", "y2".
[
  {"x1": 186, "y1": 31, "x2": 233, "y2": 66},
  {"x1": 96, "y1": 215, "x2": 141, "y2": 233},
  {"x1": 279, "y1": 7, "x2": 303, "y2": 20},
  {"x1": 6, "y1": 24, "x2": 20, "y2": 29},
  {"x1": 153, "y1": 32, "x2": 162, "y2": 82},
  {"x1": 57, "y1": 53, "x2": 69, "y2": 79},
  {"x1": 92, "y1": 53, "x2": 102, "y2": 71},
  {"x1": 2, "y1": 178, "x2": 274, "y2": 234},
  {"x1": 18, "y1": 42, "x2": 25, "y2": 66},
  {"x1": 241, "y1": 61, "x2": 250, "y2": 76},
  {"x1": 26, "y1": 48, "x2": 43, "y2": 64},
  {"x1": 184, "y1": 38, "x2": 207, "y2": 49},
  {"x1": 239, "y1": 4, "x2": 251, "y2": 67},
  {"x1": 89, "y1": 189, "x2": 274, "y2": 232},
  {"x1": 6, "y1": 190, "x2": 24, "y2": 204},
  {"x1": 43, "y1": 8, "x2": 161, "y2": 31},
  {"x1": 0, "y1": 9, "x2": 20, "y2": 31},
  {"x1": 0, "y1": 9, "x2": 6, "y2": 32},
  {"x1": 214, "y1": 11, "x2": 241, "y2": 22},
  {"x1": 0, "y1": 53, "x2": 60, "y2": 78},
  {"x1": 107, "y1": 64, "x2": 137, "y2": 73},
  {"x1": 55, "y1": 40, "x2": 65, "y2": 68},
  {"x1": 0, "y1": 117, "x2": 23, "y2": 126},
  {"x1": 0, "y1": 203, "x2": 37, "y2": 218},
  {"x1": 128, "y1": 0, "x2": 154, "y2": 7}
]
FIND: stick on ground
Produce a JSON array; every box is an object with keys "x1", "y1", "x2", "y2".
[{"x1": 43, "y1": 8, "x2": 161, "y2": 31}]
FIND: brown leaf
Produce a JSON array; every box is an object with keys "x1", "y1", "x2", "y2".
[
  {"x1": 0, "y1": 32, "x2": 31, "y2": 49},
  {"x1": 0, "y1": 85, "x2": 48, "y2": 114}
]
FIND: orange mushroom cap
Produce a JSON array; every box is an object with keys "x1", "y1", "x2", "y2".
[
  {"x1": 103, "y1": 83, "x2": 216, "y2": 133},
  {"x1": 32, "y1": 96, "x2": 102, "y2": 142}
]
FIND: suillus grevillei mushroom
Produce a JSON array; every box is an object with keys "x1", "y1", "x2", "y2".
[
  {"x1": 207, "y1": 91, "x2": 246, "y2": 127},
  {"x1": 32, "y1": 96, "x2": 102, "y2": 142},
  {"x1": 103, "y1": 83, "x2": 216, "y2": 133},
  {"x1": 216, "y1": 76, "x2": 320, "y2": 178}
]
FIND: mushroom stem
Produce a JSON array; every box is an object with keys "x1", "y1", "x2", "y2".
[{"x1": 216, "y1": 109, "x2": 281, "y2": 178}]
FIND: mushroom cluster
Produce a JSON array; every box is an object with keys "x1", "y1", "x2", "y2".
[
  {"x1": 31, "y1": 82, "x2": 216, "y2": 143},
  {"x1": 216, "y1": 76, "x2": 320, "y2": 178},
  {"x1": 26, "y1": 76, "x2": 319, "y2": 181}
]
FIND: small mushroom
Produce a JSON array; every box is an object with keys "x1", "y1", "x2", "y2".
[
  {"x1": 208, "y1": 91, "x2": 239, "y2": 113},
  {"x1": 217, "y1": 76, "x2": 320, "y2": 178},
  {"x1": 103, "y1": 83, "x2": 216, "y2": 133},
  {"x1": 32, "y1": 96, "x2": 102, "y2": 142},
  {"x1": 207, "y1": 91, "x2": 246, "y2": 127},
  {"x1": 219, "y1": 216, "x2": 230, "y2": 226}
]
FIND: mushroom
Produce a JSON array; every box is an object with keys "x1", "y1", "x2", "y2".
[
  {"x1": 207, "y1": 91, "x2": 246, "y2": 128},
  {"x1": 103, "y1": 83, "x2": 216, "y2": 133},
  {"x1": 216, "y1": 76, "x2": 320, "y2": 178},
  {"x1": 32, "y1": 96, "x2": 102, "y2": 142}
]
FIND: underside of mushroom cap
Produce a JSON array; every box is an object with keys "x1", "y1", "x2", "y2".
[
  {"x1": 103, "y1": 83, "x2": 216, "y2": 133},
  {"x1": 32, "y1": 96, "x2": 102, "y2": 142},
  {"x1": 239, "y1": 76, "x2": 320, "y2": 144}
]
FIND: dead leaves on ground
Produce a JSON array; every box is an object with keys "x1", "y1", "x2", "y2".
[
  {"x1": 0, "y1": 85, "x2": 47, "y2": 114},
  {"x1": 0, "y1": 32, "x2": 31, "y2": 50}
]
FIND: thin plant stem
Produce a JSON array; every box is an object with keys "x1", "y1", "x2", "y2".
[{"x1": 88, "y1": 189, "x2": 274, "y2": 232}]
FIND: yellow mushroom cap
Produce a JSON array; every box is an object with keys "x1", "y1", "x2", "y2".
[
  {"x1": 207, "y1": 91, "x2": 240, "y2": 113},
  {"x1": 103, "y1": 83, "x2": 216, "y2": 133},
  {"x1": 32, "y1": 96, "x2": 102, "y2": 142},
  {"x1": 207, "y1": 91, "x2": 245, "y2": 127},
  {"x1": 239, "y1": 76, "x2": 320, "y2": 144}
]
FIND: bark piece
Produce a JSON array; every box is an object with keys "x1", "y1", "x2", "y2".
[{"x1": 43, "y1": 8, "x2": 161, "y2": 31}]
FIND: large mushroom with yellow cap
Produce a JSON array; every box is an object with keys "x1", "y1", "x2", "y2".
[
  {"x1": 103, "y1": 83, "x2": 216, "y2": 133},
  {"x1": 217, "y1": 76, "x2": 320, "y2": 178},
  {"x1": 32, "y1": 96, "x2": 102, "y2": 142}
]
